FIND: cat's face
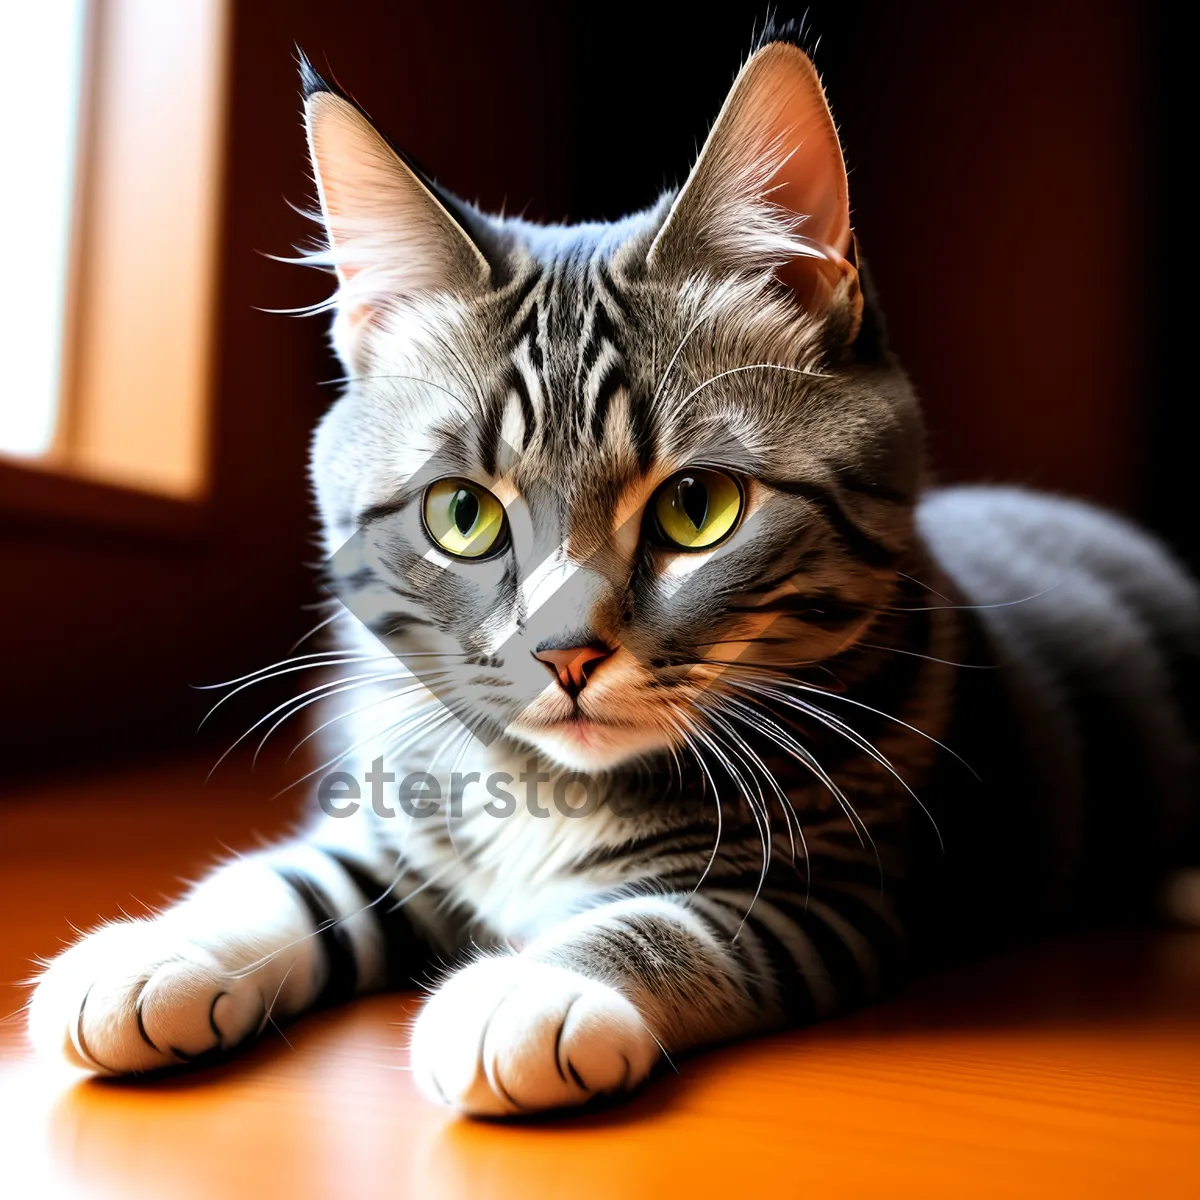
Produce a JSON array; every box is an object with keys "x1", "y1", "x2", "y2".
[{"x1": 304, "y1": 44, "x2": 922, "y2": 772}]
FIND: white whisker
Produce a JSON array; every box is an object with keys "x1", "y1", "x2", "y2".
[{"x1": 207, "y1": 670, "x2": 416, "y2": 782}]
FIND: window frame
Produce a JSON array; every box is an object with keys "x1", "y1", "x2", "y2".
[{"x1": 0, "y1": 0, "x2": 232, "y2": 536}]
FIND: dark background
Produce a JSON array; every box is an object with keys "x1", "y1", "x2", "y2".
[{"x1": 0, "y1": 0, "x2": 1183, "y2": 772}]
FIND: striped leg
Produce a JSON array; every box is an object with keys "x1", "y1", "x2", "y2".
[
  {"x1": 410, "y1": 884, "x2": 905, "y2": 1116},
  {"x1": 685, "y1": 883, "x2": 908, "y2": 1025},
  {"x1": 28, "y1": 839, "x2": 431, "y2": 1074}
]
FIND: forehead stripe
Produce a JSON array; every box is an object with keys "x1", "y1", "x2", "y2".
[
  {"x1": 591, "y1": 360, "x2": 627, "y2": 445},
  {"x1": 628, "y1": 387, "x2": 658, "y2": 472},
  {"x1": 476, "y1": 392, "x2": 504, "y2": 475},
  {"x1": 514, "y1": 302, "x2": 544, "y2": 372},
  {"x1": 508, "y1": 363, "x2": 536, "y2": 449},
  {"x1": 594, "y1": 258, "x2": 634, "y2": 317},
  {"x1": 500, "y1": 265, "x2": 543, "y2": 327}
]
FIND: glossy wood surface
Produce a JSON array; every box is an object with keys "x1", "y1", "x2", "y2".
[{"x1": 1, "y1": 757, "x2": 1197, "y2": 1198}]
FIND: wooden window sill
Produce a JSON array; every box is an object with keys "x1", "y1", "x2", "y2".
[{"x1": 0, "y1": 458, "x2": 208, "y2": 541}]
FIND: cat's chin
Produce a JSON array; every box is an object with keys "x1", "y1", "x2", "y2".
[{"x1": 509, "y1": 718, "x2": 672, "y2": 773}]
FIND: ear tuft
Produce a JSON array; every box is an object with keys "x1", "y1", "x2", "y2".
[
  {"x1": 750, "y1": 12, "x2": 816, "y2": 55},
  {"x1": 296, "y1": 48, "x2": 330, "y2": 104},
  {"x1": 300, "y1": 67, "x2": 490, "y2": 368}
]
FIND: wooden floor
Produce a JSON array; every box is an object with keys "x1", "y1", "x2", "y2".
[{"x1": 1, "y1": 756, "x2": 1197, "y2": 1199}]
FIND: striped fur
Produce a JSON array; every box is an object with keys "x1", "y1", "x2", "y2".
[{"x1": 30, "y1": 40, "x2": 1200, "y2": 1114}]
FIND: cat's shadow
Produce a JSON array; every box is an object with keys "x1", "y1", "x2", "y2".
[
  {"x1": 60, "y1": 924, "x2": 1200, "y2": 1105},
  {"x1": 75, "y1": 1021, "x2": 299, "y2": 1091},
  {"x1": 42, "y1": 925, "x2": 1200, "y2": 1198},
  {"x1": 62, "y1": 1007, "x2": 687, "y2": 1122}
]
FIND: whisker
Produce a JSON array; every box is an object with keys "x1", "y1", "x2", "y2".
[
  {"x1": 674, "y1": 361, "x2": 829, "y2": 410},
  {"x1": 700, "y1": 710, "x2": 782, "y2": 926},
  {"x1": 706, "y1": 708, "x2": 808, "y2": 888},
  {"x1": 229, "y1": 859, "x2": 457, "y2": 983},
  {"x1": 317, "y1": 373, "x2": 476, "y2": 413},
  {"x1": 270, "y1": 700, "x2": 451, "y2": 800},
  {"x1": 651, "y1": 311, "x2": 707, "y2": 408},
  {"x1": 709, "y1": 662, "x2": 979, "y2": 779},
  {"x1": 195, "y1": 651, "x2": 395, "y2": 695},
  {"x1": 284, "y1": 676, "x2": 451, "y2": 761},
  {"x1": 855, "y1": 641, "x2": 998, "y2": 670},
  {"x1": 208, "y1": 671, "x2": 417, "y2": 781},
  {"x1": 261, "y1": 960, "x2": 298, "y2": 1050},
  {"x1": 720, "y1": 684, "x2": 943, "y2": 853},
  {"x1": 287, "y1": 608, "x2": 352, "y2": 654},
  {"x1": 197, "y1": 659, "x2": 410, "y2": 732},
  {"x1": 690, "y1": 719, "x2": 771, "y2": 936},
  {"x1": 710, "y1": 693, "x2": 880, "y2": 878},
  {"x1": 197, "y1": 649, "x2": 469, "y2": 697},
  {"x1": 883, "y1": 582, "x2": 1060, "y2": 614},
  {"x1": 665, "y1": 710, "x2": 724, "y2": 894},
  {"x1": 255, "y1": 675, "x2": 450, "y2": 768},
  {"x1": 895, "y1": 570, "x2": 955, "y2": 606}
]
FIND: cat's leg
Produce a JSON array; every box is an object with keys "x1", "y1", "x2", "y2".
[
  {"x1": 28, "y1": 830, "x2": 438, "y2": 1074},
  {"x1": 411, "y1": 884, "x2": 902, "y2": 1115}
]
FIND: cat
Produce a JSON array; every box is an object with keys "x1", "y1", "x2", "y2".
[{"x1": 29, "y1": 35, "x2": 1200, "y2": 1117}]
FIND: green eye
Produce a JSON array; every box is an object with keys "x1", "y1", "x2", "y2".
[
  {"x1": 422, "y1": 478, "x2": 507, "y2": 558},
  {"x1": 651, "y1": 468, "x2": 744, "y2": 550}
]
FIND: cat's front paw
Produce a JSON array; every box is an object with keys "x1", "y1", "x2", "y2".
[
  {"x1": 410, "y1": 957, "x2": 660, "y2": 1116},
  {"x1": 28, "y1": 920, "x2": 267, "y2": 1074}
]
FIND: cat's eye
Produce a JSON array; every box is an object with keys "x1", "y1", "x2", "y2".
[
  {"x1": 422, "y1": 478, "x2": 508, "y2": 559},
  {"x1": 650, "y1": 468, "x2": 744, "y2": 551}
]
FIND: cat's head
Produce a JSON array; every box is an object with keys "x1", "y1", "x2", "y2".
[{"x1": 303, "y1": 40, "x2": 923, "y2": 773}]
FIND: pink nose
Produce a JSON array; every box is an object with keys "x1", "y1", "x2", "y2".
[{"x1": 533, "y1": 645, "x2": 613, "y2": 698}]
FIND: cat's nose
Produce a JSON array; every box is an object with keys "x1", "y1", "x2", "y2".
[{"x1": 533, "y1": 643, "x2": 614, "y2": 698}]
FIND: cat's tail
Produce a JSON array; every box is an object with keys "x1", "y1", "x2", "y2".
[{"x1": 1159, "y1": 869, "x2": 1200, "y2": 927}]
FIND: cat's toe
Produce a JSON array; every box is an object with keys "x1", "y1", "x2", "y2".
[
  {"x1": 410, "y1": 957, "x2": 659, "y2": 1116},
  {"x1": 28, "y1": 920, "x2": 263, "y2": 1074}
]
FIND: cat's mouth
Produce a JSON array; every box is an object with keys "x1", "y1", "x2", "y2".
[
  {"x1": 545, "y1": 714, "x2": 614, "y2": 746},
  {"x1": 510, "y1": 710, "x2": 672, "y2": 771}
]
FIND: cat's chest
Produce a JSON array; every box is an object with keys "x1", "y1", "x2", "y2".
[
  {"x1": 396, "y1": 801, "x2": 630, "y2": 943},
  {"x1": 350, "y1": 732, "x2": 676, "y2": 941}
]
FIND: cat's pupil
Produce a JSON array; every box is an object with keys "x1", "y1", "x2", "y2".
[
  {"x1": 677, "y1": 476, "x2": 709, "y2": 531},
  {"x1": 452, "y1": 490, "x2": 479, "y2": 536}
]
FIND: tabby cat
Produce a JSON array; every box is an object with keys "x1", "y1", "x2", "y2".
[{"x1": 30, "y1": 37, "x2": 1200, "y2": 1116}]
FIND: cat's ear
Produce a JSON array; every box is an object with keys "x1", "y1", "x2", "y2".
[
  {"x1": 300, "y1": 58, "x2": 489, "y2": 363},
  {"x1": 647, "y1": 42, "x2": 859, "y2": 323}
]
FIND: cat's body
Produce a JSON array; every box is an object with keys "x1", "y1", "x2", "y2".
[
  {"x1": 29, "y1": 38, "x2": 1199, "y2": 1115},
  {"x1": 914, "y1": 488, "x2": 1199, "y2": 950}
]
